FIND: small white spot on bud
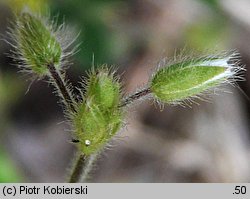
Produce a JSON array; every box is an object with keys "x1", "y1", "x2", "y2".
[{"x1": 85, "y1": 140, "x2": 91, "y2": 146}]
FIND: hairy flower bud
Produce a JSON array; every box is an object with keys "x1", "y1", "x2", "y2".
[
  {"x1": 86, "y1": 67, "x2": 120, "y2": 110},
  {"x1": 150, "y1": 52, "x2": 244, "y2": 104},
  {"x1": 73, "y1": 67, "x2": 123, "y2": 155},
  {"x1": 8, "y1": 11, "x2": 77, "y2": 77}
]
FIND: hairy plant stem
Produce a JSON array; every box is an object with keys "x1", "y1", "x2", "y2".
[
  {"x1": 69, "y1": 153, "x2": 98, "y2": 183},
  {"x1": 68, "y1": 154, "x2": 86, "y2": 183},
  {"x1": 47, "y1": 63, "x2": 76, "y2": 112},
  {"x1": 120, "y1": 87, "x2": 151, "y2": 107},
  {"x1": 47, "y1": 62, "x2": 94, "y2": 183}
]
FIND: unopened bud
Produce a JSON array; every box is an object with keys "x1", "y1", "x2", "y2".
[
  {"x1": 150, "y1": 52, "x2": 244, "y2": 104},
  {"x1": 73, "y1": 67, "x2": 123, "y2": 155}
]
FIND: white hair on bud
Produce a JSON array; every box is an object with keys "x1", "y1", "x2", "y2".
[{"x1": 151, "y1": 50, "x2": 245, "y2": 107}]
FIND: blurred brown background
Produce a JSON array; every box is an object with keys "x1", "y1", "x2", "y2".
[{"x1": 0, "y1": 0, "x2": 249, "y2": 182}]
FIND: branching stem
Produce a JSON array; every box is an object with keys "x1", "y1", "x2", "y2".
[
  {"x1": 47, "y1": 63, "x2": 150, "y2": 182},
  {"x1": 47, "y1": 63, "x2": 94, "y2": 183}
]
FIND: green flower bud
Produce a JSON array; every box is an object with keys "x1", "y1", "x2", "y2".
[
  {"x1": 86, "y1": 67, "x2": 120, "y2": 110},
  {"x1": 8, "y1": 11, "x2": 77, "y2": 77},
  {"x1": 150, "y1": 52, "x2": 244, "y2": 104},
  {"x1": 73, "y1": 67, "x2": 123, "y2": 155}
]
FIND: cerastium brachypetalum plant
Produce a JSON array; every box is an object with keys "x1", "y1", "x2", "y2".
[{"x1": 6, "y1": 9, "x2": 245, "y2": 182}]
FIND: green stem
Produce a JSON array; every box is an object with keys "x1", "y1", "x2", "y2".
[{"x1": 69, "y1": 153, "x2": 98, "y2": 183}]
